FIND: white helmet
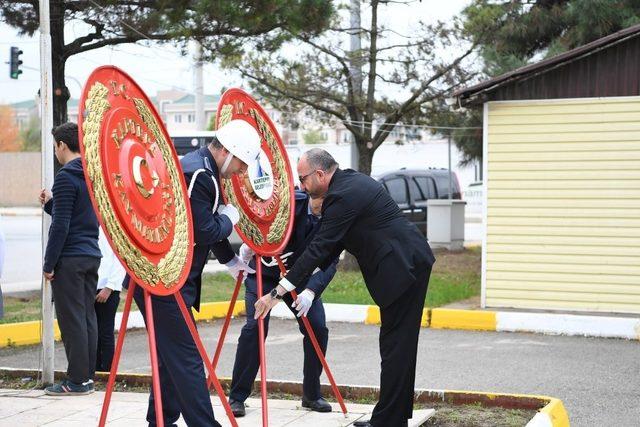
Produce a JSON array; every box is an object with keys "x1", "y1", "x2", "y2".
[{"x1": 215, "y1": 119, "x2": 261, "y2": 166}]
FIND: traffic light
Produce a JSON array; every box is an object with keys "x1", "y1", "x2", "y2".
[{"x1": 10, "y1": 46, "x2": 23, "y2": 79}]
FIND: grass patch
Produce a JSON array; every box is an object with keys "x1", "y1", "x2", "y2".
[
  {"x1": 0, "y1": 295, "x2": 43, "y2": 324},
  {"x1": 320, "y1": 247, "x2": 480, "y2": 307},
  {"x1": 426, "y1": 402, "x2": 534, "y2": 427},
  {"x1": 0, "y1": 248, "x2": 480, "y2": 323}
]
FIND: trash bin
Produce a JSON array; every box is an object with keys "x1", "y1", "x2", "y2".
[{"x1": 426, "y1": 199, "x2": 466, "y2": 250}]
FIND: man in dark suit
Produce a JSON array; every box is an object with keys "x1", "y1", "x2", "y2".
[
  {"x1": 228, "y1": 191, "x2": 338, "y2": 417},
  {"x1": 255, "y1": 148, "x2": 435, "y2": 427},
  {"x1": 132, "y1": 119, "x2": 259, "y2": 427}
]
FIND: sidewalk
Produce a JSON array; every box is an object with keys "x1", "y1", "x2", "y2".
[
  {"x1": 0, "y1": 388, "x2": 434, "y2": 426},
  {"x1": 0, "y1": 207, "x2": 41, "y2": 217}
]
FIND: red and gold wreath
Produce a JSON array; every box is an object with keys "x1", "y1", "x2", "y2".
[
  {"x1": 216, "y1": 88, "x2": 295, "y2": 256},
  {"x1": 78, "y1": 66, "x2": 193, "y2": 295}
]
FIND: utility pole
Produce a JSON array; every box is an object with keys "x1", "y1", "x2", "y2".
[
  {"x1": 448, "y1": 133, "x2": 453, "y2": 200},
  {"x1": 39, "y1": 0, "x2": 55, "y2": 387},
  {"x1": 349, "y1": 0, "x2": 362, "y2": 170},
  {"x1": 194, "y1": 40, "x2": 205, "y2": 131}
]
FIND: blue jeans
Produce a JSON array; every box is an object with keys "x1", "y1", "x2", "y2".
[{"x1": 229, "y1": 274, "x2": 329, "y2": 402}]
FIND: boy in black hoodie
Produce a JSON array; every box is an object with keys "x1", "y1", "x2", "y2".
[{"x1": 41, "y1": 122, "x2": 102, "y2": 395}]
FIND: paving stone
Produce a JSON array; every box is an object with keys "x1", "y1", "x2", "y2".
[{"x1": 0, "y1": 389, "x2": 434, "y2": 427}]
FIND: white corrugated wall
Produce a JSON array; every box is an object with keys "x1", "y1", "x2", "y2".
[{"x1": 484, "y1": 97, "x2": 640, "y2": 314}]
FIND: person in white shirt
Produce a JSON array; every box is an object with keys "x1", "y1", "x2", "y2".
[{"x1": 95, "y1": 228, "x2": 125, "y2": 372}]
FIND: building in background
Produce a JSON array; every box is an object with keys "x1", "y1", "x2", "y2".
[{"x1": 455, "y1": 23, "x2": 640, "y2": 315}]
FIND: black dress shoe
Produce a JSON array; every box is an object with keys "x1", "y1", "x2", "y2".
[
  {"x1": 353, "y1": 421, "x2": 373, "y2": 427},
  {"x1": 301, "y1": 396, "x2": 332, "y2": 413},
  {"x1": 228, "y1": 398, "x2": 246, "y2": 417}
]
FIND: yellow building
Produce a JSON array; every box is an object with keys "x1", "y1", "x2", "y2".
[{"x1": 454, "y1": 25, "x2": 640, "y2": 314}]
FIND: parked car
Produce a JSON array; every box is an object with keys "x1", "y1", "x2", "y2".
[
  {"x1": 170, "y1": 131, "x2": 215, "y2": 156},
  {"x1": 375, "y1": 168, "x2": 462, "y2": 236}
]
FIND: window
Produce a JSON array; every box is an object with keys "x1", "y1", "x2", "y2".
[
  {"x1": 187, "y1": 114, "x2": 195, "y2": 123},
  {"x1": 414, "y1": 176, "x2": 436, "y2": 199},
  {"x1": 408, "y1": 178, "x2": 424, "y2": 202},
  {"x1": 434, "y1": 174, "x2": 458, "y2": 198},
  {"x1": 384, "y1": 178, "x2": 408, "y2": 205},
  {"x1": 175, "y1": 114, "x2": 182, "y2": 123}
]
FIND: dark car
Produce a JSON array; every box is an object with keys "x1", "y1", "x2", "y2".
[
  {"x1": 171, "y1": 131, "x2": 215, "y2": 156},
  {"x1": 375, "y1": 168, "x2": 462, "y2": 236}
]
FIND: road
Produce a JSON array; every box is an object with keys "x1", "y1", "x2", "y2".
[
  {"x1": 0, "y1": 319, "x2": 637, "y2": 426},
  {"x1": 1, "y1": 215, "x2": 42, "y2": 293}
]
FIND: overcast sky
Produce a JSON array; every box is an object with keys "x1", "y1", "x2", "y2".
[{"x1": 0, "y1": 0, "x2": 471, "y2": 105}]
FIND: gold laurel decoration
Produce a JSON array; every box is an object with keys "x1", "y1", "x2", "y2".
[
  {"x1": 82, "y1": 82, "x2": 189, "y2": 288},
  {"x1": 218, "y1": 104, "x2": 233, "y2": 127},
  {"x1": 134, "y1": 99, "x2": 190, "y2": 287},
  {"x1": 216, "y1": 103, "x2": 292, "y2": 248},
  {"x1": 248, "y1": 109, "x2": 291, "y2": 244}
]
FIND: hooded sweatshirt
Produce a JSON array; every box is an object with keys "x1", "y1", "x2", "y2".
[{"x1": 43, "y1": 157, "x2": 101, "y2": 273}]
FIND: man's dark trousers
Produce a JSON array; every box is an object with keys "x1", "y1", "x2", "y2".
[
  {"x1": 229, "y1": 275, "x2": 329, "y2": 403},
  {"x1": 370, "y1": 265, "x2": 431, "y2": 426},
  {"x1": 95, "y1": 289, "x2": 120, "y2": 372},
  {"x1": 133, "y1": 281, "x2": 220, "y2": 427},
  {"x1": 51, "y1": 256, "x2": 100, "y2": 384}
]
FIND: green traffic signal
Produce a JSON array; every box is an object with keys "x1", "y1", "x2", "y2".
[{"x1": 10, "y1": 46, "x2": 23, "y2": 79}]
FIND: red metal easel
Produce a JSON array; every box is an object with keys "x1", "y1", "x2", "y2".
[
  {"x1": 208, "y1": 254, "x2": 348, "y2": 426},
  {"x1": 99, "y1": 278, "x2": 239, "y2": 427}
]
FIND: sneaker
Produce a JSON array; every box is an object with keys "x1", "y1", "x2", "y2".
[
  {"x1": 229, "y1": 398, "x2": 246, "y2": 417},
  {"x1": 44, "y1": 379, "x2": 94, "y2": 396}
]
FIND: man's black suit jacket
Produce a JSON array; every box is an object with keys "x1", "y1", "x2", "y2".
[{"x1": 285, "y1": 168, "x2": 435, "y2": 308}]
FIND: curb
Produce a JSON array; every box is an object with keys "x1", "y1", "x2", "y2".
[
  {"x1": 0, "y1": 367, "x2": 569, "y2": 426},
  {"x1": 2, "y1": 302, "x2": 638, "y2": 348},
  {"x1": 0, "y1": 300, "x2": 246, "y2": 348},
  {"x1": 0, "y1": 207, "x2": 41, "y2": 217},
  {"x1": 271, "y1": 304, "x2": 639, "y2": 340},
  {"x1": 429, "y1": 308, "x2": 640, "y2": 340}
]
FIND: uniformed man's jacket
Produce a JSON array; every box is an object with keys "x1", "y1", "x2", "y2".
[
  {"x1": 181, "y1": 147, "x2": 235, "y2": 310},
  {"x1": 285, "y1": 169, "x2": 435, "y2": 308}
]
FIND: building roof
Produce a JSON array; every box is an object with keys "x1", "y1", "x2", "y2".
[
  {"x1": 10, "y1": 99, "x2": 36, "y2": 109},
  {"x1": 454, "y1": 23, "x2": 640, "y2": 105},
  {"x1": 10, "y1": 98, "x2": 80, "y2": 110},
  {"x1": 174, "y1": 94, "x2": 220, "y2": 104}
]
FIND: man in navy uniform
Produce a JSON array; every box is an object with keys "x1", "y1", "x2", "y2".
[
  {"x1": 132, "y1": 119, "x2": 259, "y2": 427},
  {"x1": 255, "y1": 148, "x2": 435, "y2": 427},
  {"x1": 227, "y1": 192, "x2": 338, "y2": 417}
]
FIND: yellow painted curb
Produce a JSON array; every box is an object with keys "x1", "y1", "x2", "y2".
[
  {"x1": 0, "y1": 301, "x2": 245, "y2": 348},
  {"x1": 193, "y1": 301, "x2": 246, "y2": 321},
  {"x1": 421, "y1": 308, "x2": 431, "y2": 327},
  {"x1": 541, "y1": 397, "x2": 570, "y2": 427},
  {"x1": 0, "y1": 320, "x2": 61, "y2": 348},
  {"x1": 365, "y1": 306, "x2": 430, "y2": 326},
  {"x1": 365, "y1": 306, "x2": 380, "y2": 325},
  {"x1": 430, "y1": 308, "x2": 497, "y2": 331}
]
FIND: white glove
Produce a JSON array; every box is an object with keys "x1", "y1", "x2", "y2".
[
  {"x1": 225, "y1": 255, "x2": 255, "y2": 281},
  {"x1": 239, "y1": 243, "x2": 255, "y2": 264},
  {"x1": 292, "y1": 289, "x2": 315, "y2": 317},
  {"x1": 218, "y1": 204, "x2": 240, "y2": 226}
]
